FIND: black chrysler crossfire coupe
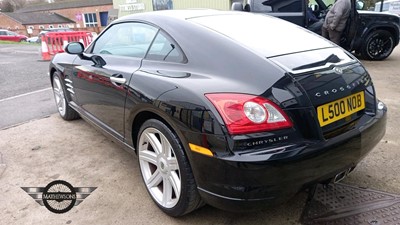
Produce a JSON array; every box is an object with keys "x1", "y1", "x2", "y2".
[{"x1": 49, "y1": 10, "x2": 387, "y2": 216}]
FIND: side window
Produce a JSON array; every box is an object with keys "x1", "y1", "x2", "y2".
[
  {"x1": 0, "y1": 31, "x2": 6, "y2": 35},
  {"x1": 253, "y1": 0, "x2": 272, "y2": 12},
  {"x1": 257, "y1": 0, "x2": 302, "y2": 12},
  {"x1": 92, "y1": 22, "x2": 158, "y2": 58},
  {"x1": 145, "y1": 31, "x2": 185, "y2": 63},
  {"x1": 277, "y1": 0, "x2": 302, "y2": 12}
]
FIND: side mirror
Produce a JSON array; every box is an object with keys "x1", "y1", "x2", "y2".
[
  {"x1": 231, "y1": 2, "x2": 243, "y2": 11},
  {"x1": 65, "y1": 42, "x2": 84, "y2": 55},
  {"x1": 356, "y1": 0, "x2": 365, "y2": 10}
]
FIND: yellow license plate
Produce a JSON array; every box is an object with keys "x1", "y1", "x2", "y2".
[{"x1": 317, "y1": 92, "x2": 365, "y2": 127}]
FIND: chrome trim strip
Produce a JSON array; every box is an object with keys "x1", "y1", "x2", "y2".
[
  {"x1": 66, "y1": 88, "x2": 75, "y2": 94},
  {"x1": 273, "y1": 59, "x2": 357, "y2": 75}
]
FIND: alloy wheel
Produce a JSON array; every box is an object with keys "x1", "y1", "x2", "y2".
[
  {"x1": 52, "y1": 76, "x2": 66, "y2": 117},
  {"x1": 367, "y1": 34, "x2": 394, "y2": 59},
  {"x1": 138, "y1": 127, "x2": 181, "y2": 208}
]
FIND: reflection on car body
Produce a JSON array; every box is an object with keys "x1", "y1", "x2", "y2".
[{"x1": 49, "y1": 10, "x2": 387, "y2": 216}]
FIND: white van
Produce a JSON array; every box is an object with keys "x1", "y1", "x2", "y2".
[{"x1": 375, "y1": 0, "x2": 400, "y2": 15}]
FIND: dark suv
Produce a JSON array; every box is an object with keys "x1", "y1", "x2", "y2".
[{"x1": 232, "y1": 0, "x2": 400, "y2": 60}]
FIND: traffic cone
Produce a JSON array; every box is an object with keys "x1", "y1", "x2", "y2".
[
  {"x1": 62, "y1": 40, "x2": 69, "y2": 51},
  {"x1": 41, "y1": 40, "x2": 51, "y2": 61}
]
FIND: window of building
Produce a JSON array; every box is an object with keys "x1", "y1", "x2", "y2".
[
  {"x1": 49, "y1": 25, "x2": 54, "y2": 28},
  {"x1": 83, "y1": 13, "x2": 98, "y2": 27},
  {"x1": 58, "y1": 24, "x2": 63, "y2": 28},
  {"x1": 28, "y1": 26, "x2": 34, "y2": 29},
  {"x1": 39, "y1": 25, "x2": 45, "y2": 29}
]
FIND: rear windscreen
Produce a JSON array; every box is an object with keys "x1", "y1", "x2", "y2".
[{"x1": 190, "y1": 13, "x2": 332, "y2": 57}]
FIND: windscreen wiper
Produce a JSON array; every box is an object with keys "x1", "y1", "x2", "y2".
[{"x1": 292, "y1": 54, "x2": 341, "y2": 71}]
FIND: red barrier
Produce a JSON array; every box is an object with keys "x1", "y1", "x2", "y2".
[{"x1": 41, "y1": 31, "x2": 93, "y2": 61}]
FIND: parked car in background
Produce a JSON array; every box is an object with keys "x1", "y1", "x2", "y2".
[
  {"x1": 375, "y1": 0, "x2": 400, "y2": 15},
  {"x1": 0, "y1": 29, "x2": 28, "y2": 42},
  {"x1": 232, "y1": 0, "x2": 400, "y2": 60},
  {"x1": 27, "y1": 36, "x2": 39, "y2": 43}
]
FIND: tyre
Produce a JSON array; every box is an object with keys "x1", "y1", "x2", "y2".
[
  {"x1": 52, "y1": 72, "x2": 79, "y2": 120},
  {"x1": 360, "y1": 30, "x2": 395, "y2": 60},
  {"x1": 137, "y1": 119, "x2": 203, "y2": 217}
]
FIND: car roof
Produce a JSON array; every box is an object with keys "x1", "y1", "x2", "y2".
[
  {"x1": 114, "y1": 9, "x2": 240, "y2": 23},
  {"x1": 111, "y1": 9, "x2": 333, "y2": 58}
]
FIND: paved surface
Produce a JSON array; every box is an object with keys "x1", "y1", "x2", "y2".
[
  {"x1": 0, "y1": 44, "x2": 399, "y2": 224},
  {"x1": 0, "y1": 44, "x2": 56, "y2": 129},
  {"x1": 302, "y1": 183, "x2": 400, "y2": 224}
]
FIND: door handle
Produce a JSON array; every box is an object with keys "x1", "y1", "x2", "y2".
[{"x1": 110, "y1": 76, "x2": 126, "y2": 85}]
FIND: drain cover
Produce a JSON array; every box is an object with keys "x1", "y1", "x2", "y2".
[{"x1": 301, "y1": 183, "x2": 400, "y2": 225}]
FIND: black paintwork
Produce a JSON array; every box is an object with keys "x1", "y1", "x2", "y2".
[
  {"x1": 49, "y1": 10, "x2": 387, "y2": 211},
  {"x1": 235, "y1": 0, "x2": 400, "y2": 60}
]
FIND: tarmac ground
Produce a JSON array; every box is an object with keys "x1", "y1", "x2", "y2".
[{"x1": 0, "y1": 44, "x2": 399, "y2": 225}]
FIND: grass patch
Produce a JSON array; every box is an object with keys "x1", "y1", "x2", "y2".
[{"x1": 0, "y1": 40, "x2": 40, "y2": 45}]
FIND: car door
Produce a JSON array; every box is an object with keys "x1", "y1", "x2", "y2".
[
  {"x1": 71, "y1": 22, "x2": 158, "y2": 141},
  {"x1": 342, "y1": 0, "x2": 359, "y2": 50},
  {"x1": 251, "y1": 0, "x2": 306, "y2": 27},
  {"x1": 0, "y1": 31, "x2": 7, "y2": 41},
  {"x1": 6, "y1": 31, "x2": 19, "y2": 42}
]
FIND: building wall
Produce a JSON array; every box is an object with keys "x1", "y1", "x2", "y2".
[
  {"x1": 0, "y1": 4, "x2": 113, "y2": 36},
  {"x1": 0, "y1": 14, "x2": 78, "y2": 36},
  {"x1": 50, "y1": 4, "x2": 113, "y2": 32},
  {"x1": 114, "y1": 0, "x2": 232, "y2": 18},
  {"x1": 0, "y1": 14, "x2": 23, "y2": 31}
]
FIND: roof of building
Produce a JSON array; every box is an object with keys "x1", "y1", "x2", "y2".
[
  {"x1": 16, "y1": 0, "x2": 113, "y2": 13},
  {"x1": 2, "y1": 12, "x2": 75, "y2": 25}
]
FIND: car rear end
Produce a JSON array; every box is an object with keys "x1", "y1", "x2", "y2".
[
  {"x1": 194, "y1": 54, "x2": 386, "y2": 211},
  {"x1": 188, "y1": 12, "x2": 387, "y2": 211}
]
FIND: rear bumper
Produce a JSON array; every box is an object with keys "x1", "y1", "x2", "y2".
[{"x1": 190, "y1": 106, "x2": 387, "y2": 212}]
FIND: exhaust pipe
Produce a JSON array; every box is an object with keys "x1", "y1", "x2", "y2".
[{"x1": 333, "y1": 167, "x2": 355, "y2": 183}]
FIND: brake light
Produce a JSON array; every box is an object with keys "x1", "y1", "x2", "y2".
[{"x1": 205, "y1": 93, "x2": 292, "y2": 135}]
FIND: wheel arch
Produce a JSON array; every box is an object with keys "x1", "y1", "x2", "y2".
[
  {"x1": 356, "y1": 25, "x2": 399, "y2": 51},
  {"x1": 49, "y1": 67, "x2": 57, "y2": 86},
  {"x1": 130, "y1": 108, "x2": 192, "y2": 158}
]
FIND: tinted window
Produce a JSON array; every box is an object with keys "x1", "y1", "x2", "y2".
[
  {"x1": 92, "y1": 22, "x2": 158, "y2": 58},
  {"x1": 0, "y1": 31, "x2": 6, "y2": 35},
  {"x1": 253, "y1": 0, "x2": 272, "y2": 12},
  {"x1": 257, "y1": 0, "x2": 302, "y2": 12},
  {"x1": 145, "y1": 31, "x2": 185, "y2": 63}
]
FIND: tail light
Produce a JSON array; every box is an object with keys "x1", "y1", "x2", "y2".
[{"x1": 205, "y1": 93, "x2": 292, "y2": 135}]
